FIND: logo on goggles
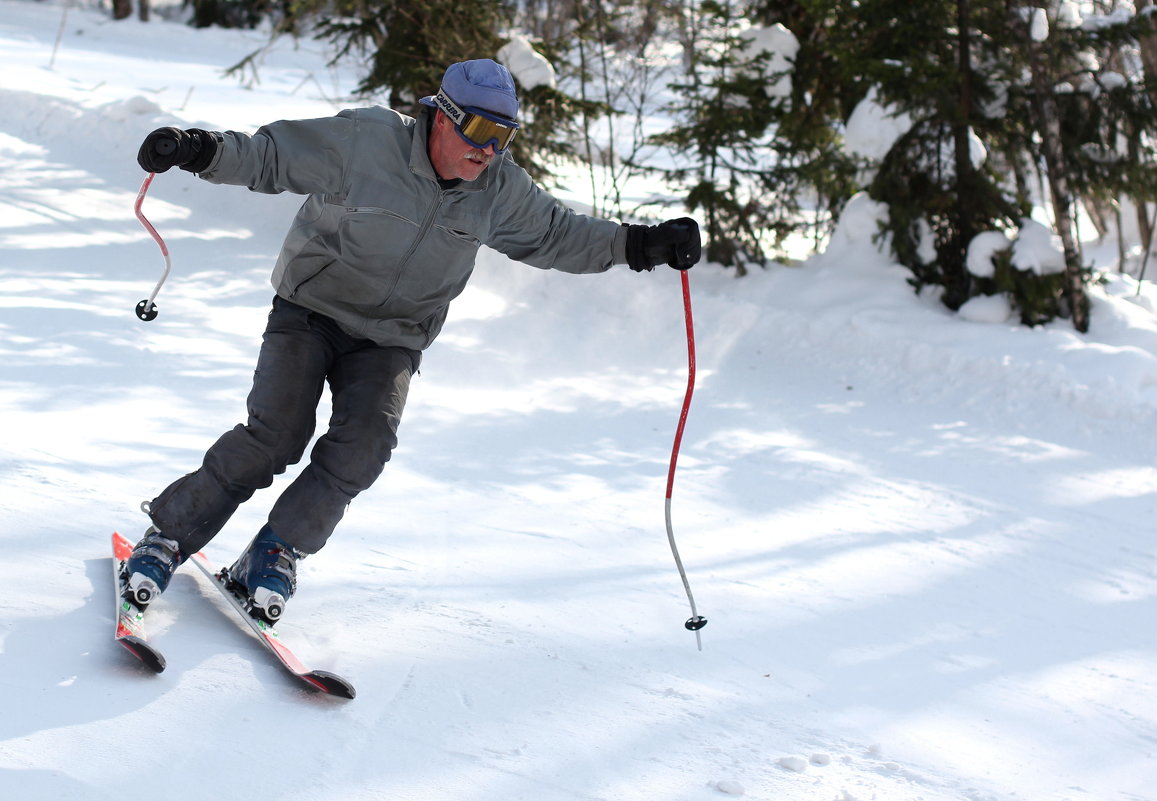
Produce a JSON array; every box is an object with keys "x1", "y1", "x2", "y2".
[{"x1": 432, "y1": 89, "x2": 519, "y2": 153}]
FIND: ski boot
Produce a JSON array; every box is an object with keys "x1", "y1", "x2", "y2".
[
  {"x1": 224, "y1": 525, "x2": 303, "y2": 624},
  {"x1": 121, "y1": 527, "x2": 186, "y2": 608}
]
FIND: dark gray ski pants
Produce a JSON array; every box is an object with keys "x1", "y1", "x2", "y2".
[{"x1": 147, "y1": 296, "x2": 420, "y2": 555}]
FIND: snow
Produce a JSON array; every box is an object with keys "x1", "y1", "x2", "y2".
[
  {"x1": 1100, "y1": 70, "x2": 1129, "y2": 91},
  {"x1": 1085, "y1": 6, "x2": 1136, "y2": 30},
  {"x1": 844, "y1": 86, "x2": 913, "y2": 162},
  {"x1": 1012, "y1": 218, "x2": 1068, "y2": 276},
  {"x1": 739, "y1": 24, "x2": 798, "y2": 98},
  {"x1": 1057, "y1": 1, "x2": 1084, "y2": 29},
  {"x1": 957, "y1": 293, "x2": 1013, "y2": 325},
  {"x1": 966, "y1": 230, "x2": 1012, "y2": 279},
  {"x1": 2, "y1": 2, "x2": 1157, "y2": 801},
  {"x1": 498, "y1": 35, "x2": 557, "y2": 91},
  {"x1": 1030, "y1": 7, "x2": 1050, "y2": 42}
]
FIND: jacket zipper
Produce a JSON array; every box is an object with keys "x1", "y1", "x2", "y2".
[
  {"x1": 290, "y1": 266, "x2": 326, "y2": 299},
  {"x1": 378, "y1": 189, "x2": 445, "y2": 302}
]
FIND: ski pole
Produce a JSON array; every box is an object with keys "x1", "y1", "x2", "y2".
[
  {"x1": 666, "y1": 268, "x2": 707, "y2": 650},
  {"x1": 133, "y1": 171, "x2": 171, "y2": 321}
]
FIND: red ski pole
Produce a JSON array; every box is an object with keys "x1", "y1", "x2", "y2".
[
  {"x1": 133, "y1": 172, "x2": 171, "y2": 321},
  {"x1": 666, "y1": 269, "x2": 707, "y2": 649}
]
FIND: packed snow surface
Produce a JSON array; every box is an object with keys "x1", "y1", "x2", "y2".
[{"x1": 1, "y1": 3, "x2": 1156, "y2": 800}]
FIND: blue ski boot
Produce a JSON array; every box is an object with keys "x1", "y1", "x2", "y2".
[
  {"x1": 122, "y1": 527, "x2": 185, "y2": 608},
  {"x1": 226, "y1": 525, "x2": 303, "y2": 624}
]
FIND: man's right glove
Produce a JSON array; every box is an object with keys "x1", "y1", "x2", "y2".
[
  {"x1": 137, "y1": 127, "x2": 220, "y2": 174},
  {"x1": 624, "y1": 217, "x2": 702, "y2": 271}
]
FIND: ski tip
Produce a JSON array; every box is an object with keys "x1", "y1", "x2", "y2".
[
  {"x1": 118, "y1": 635, "x2": 166, "y2": 673},
  {"x1": 112, "y1": 531, "x2": 133, "y2": 561},
  {"x1": 303, "y1": 670, "x2": 356, "y2": 699}
]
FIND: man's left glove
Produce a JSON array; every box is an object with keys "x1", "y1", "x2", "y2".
[
  {"x1": 624, "y1": 217, "x2": 702, "y2": 272},
  {"x1": 137, "y1": 127, "x2": 220, "y2": 174}
]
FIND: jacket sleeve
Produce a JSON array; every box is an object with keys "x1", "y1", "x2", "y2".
[
  {"x1": 196, "y1": 111, "x2": 356, "y2": 196},
  {"x1": 486, "y1": 158, "x2": 626, "y2": 274}
]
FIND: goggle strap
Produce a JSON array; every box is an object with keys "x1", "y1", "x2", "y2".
[{"x1": 431, "y1": 90, "x2": 468, "y2": 127}]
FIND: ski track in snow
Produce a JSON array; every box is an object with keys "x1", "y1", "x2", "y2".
[{"x1": 1, "y1": 2, "x2": 1157, "y2": 800}]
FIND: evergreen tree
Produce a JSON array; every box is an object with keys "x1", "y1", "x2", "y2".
[
  {"x1": 973, "y1": 3, "x2": 1157, "y2": 330},
  {"x1": 855, "y1": 0, "x2": 1025, "y2": 312},
  {"x1": 756, "y1": 0, "x2": 1157, "y2": 331},
  {"x1": 648, "y1": 0, "x2": 850, "y2": 271}
]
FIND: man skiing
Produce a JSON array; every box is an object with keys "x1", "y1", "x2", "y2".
[{"x1": 121, "y1": 59, "x2": 702, "y2": 624}]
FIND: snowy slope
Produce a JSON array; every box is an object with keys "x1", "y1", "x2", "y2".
[{"x1": 2, "y1": 3, "x2": 1156, "y2": 800}]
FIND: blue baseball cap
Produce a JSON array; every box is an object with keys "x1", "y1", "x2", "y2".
[{"x1": 420, "y1": 59, "x2": 519, "y2": 121}]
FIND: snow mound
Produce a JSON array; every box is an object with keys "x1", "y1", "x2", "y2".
[
  {"x1": 498, "y1": 35, "x2": 556, "y2": 90},
  {"x1": 958, "y1": 293, "x2": 1013, "y2": 324},
  {"x1": 1012, "y1": 219, "x2": 1066, "y2": 275},
  {"x1": 845, "y1": 87, "x2": 913, "y2": 161}
]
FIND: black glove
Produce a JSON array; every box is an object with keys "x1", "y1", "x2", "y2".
[
  {"x1": 137, "y1": 127, "x2": 220, "y2": 174},
  {"x1": 624, "y1": 217, "x2": 702, "y2": 271}
]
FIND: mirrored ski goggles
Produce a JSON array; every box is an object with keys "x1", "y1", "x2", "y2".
[{"x1": 431, "y1": 89, "x2": 519, "y2": 153}]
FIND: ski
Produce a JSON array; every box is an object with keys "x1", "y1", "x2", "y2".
[
  {"x1": 111, "y1": 531, "x2": 166, "y2": 673},
  {"x1": 187, "y1": 549, "x2": 355, "y2": 699}
]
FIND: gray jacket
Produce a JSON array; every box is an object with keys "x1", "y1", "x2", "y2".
[{"x1": 198, "y1": 106, "x2": 627, "y2": 349}]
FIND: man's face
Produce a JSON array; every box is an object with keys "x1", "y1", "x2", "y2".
[{"x1": 428, "y1": 111, "x2": 497, "y2": 182}]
